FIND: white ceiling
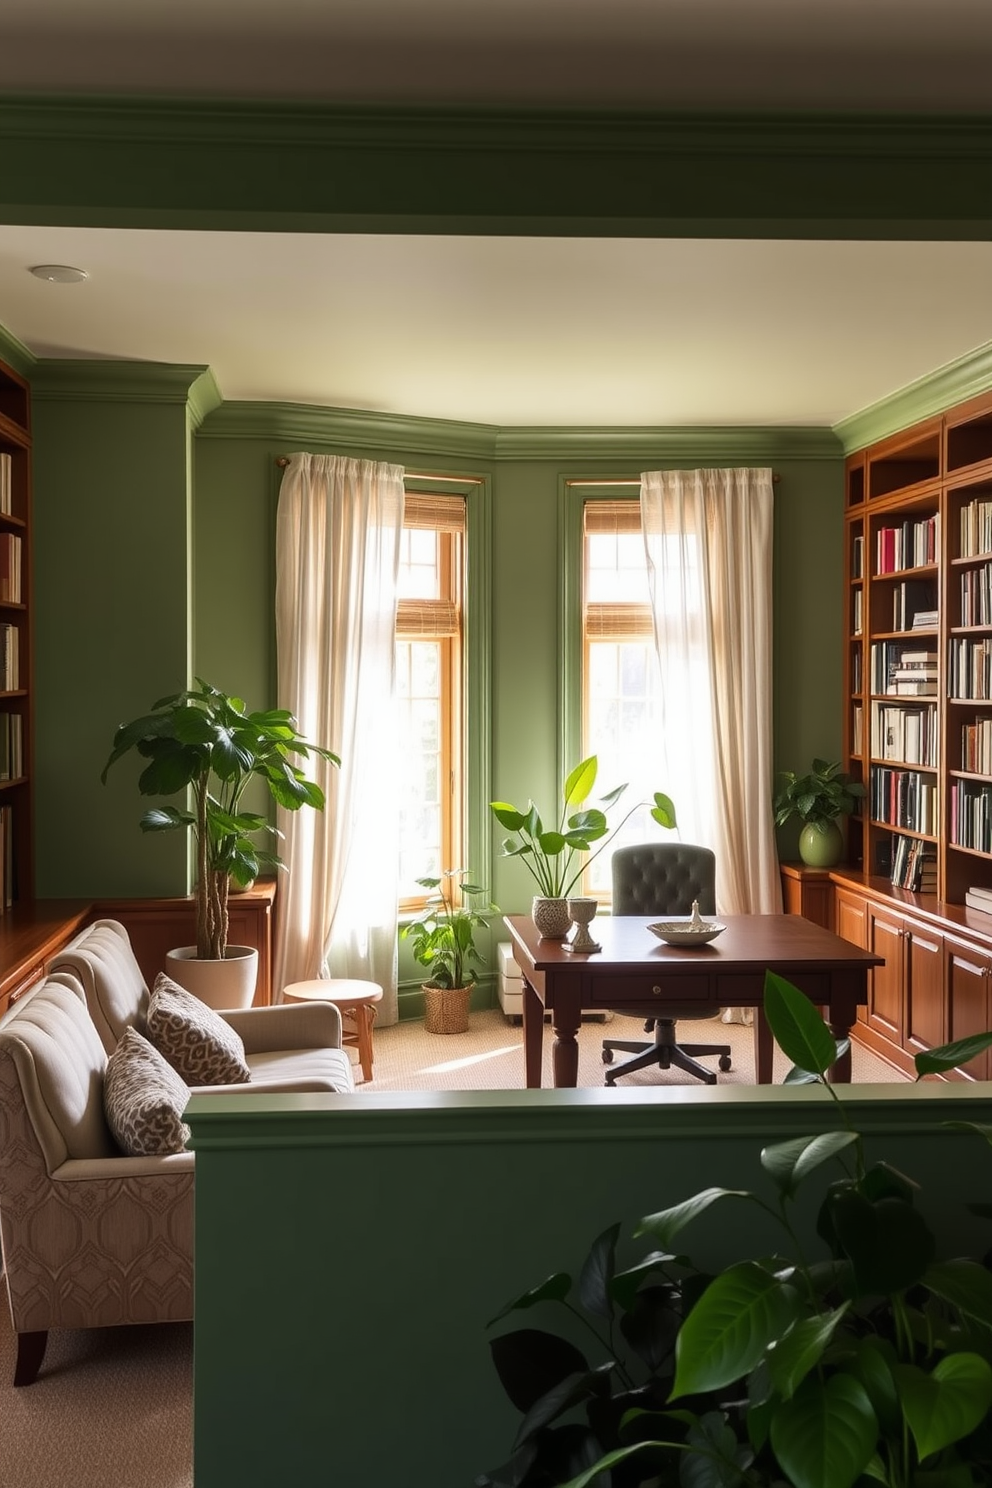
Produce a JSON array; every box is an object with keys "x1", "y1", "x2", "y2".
[{"x1": 3, "y1": 0, "x2": 992, "y2": 428}]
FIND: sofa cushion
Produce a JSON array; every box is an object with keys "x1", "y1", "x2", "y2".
[
  {"x1": 247, "y1": 1045, "x2": 355, "y2": 1093},
  {"x1": 104, "y1": 1026, "x2": 191, "y2": 1156},
  {"x1": 147, "y1": 973, "x2": 252, "y2": 1086}
]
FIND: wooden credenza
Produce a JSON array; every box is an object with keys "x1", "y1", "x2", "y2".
[
  {"x1": 0, "y1": 879, "x2": 278, "y2": 1020},
  {"x1": 781, "y1": 861, "x2": 992, "y2": 1080},
  {"x1": 96, "y1": 878, "x2": 277, "y2": 1006}
]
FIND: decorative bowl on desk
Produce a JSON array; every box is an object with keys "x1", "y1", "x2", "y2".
[{"x1": 647, "y1": 900, "x2": 726, "y2": 948}]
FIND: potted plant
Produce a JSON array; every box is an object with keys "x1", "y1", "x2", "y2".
[
  {"x1": 491, "y1": 756, "x2": 676, "y2": 938},
  {"x1": 401, "y1": 869, "x2": 497, "y2": 1034},
  {"x1": 101, "y1": 678, "x2": 338, "y2": 1007},
  {"x1": 773, "y1": 756, "x2": 866, "y2": 868},
  {"x1": 478, "y1": 974, "x2": 992, "y2": 1488}
]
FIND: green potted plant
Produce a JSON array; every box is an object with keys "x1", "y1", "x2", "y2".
[
  {"x1": 773, "y1": 756, "x2": 866, "y2": 868},
  {"x1": 491, "y1": 756, "x2": 676, "y2": 939},
  {"x1": 478, "y1": 975, "x2": 992, "y2": 1488},
  {"x1": 401, "y1": 869, "x2": 497, "y2": 1034},
  {"x1": 102, "y1": 678, "x2": 338, "y2": 1006}
]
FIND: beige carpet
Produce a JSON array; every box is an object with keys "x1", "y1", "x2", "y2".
[
  {"x1": 356, "y1": 1005, "x2": 909, "y2": 1091},
  {"x1": 0, "y1": 1009, "x2": 905, "y2": 1488}
]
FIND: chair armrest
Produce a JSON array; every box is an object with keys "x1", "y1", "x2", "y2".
[{"x1": 220, "y1": 1001, "x2": 344, "y2": 1052}]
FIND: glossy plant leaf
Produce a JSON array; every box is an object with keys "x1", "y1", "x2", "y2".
[
  {"x1": 769, "y1": 1372, "x2": 877, "y2": 1488},
  {"x1": 924, "y1": 1259, "x2": 992, "y2": 1326},
  {"x1": 610, "y1": 1250, "x2": 680, "y2": 1311},
  {"x1": 671, "y1": 1261, "x2": 802, "y2": 1398},
  {"x1": 766, "y1": 1304, "x2": 851, "y2": 1401},
  {"x1": 682, "y1": 1410, "x2": 754, "y2": 1488},
  {"x1": 512, "y1": 1363, "x2": 615, "y2": 1451},
  {"x1": 486, "y1": 1272, "x2": 572, "y2": 1327},
  {"x1": 764, "y1": 969, "x2": 839, "y2": 1076},
  {"x1": 827, "y1": 1190, "x2": 936, "y2": 1295},
  {"x1": 760, "y1": 1131, "x2": 859, "y2": 1199},
  {"x1": 619, "y1": 1285, "x2": 681, "y2": 1373},
  {"x1": 915, "y1": 1033, "x2": 992, "y2": 1077},
  {"x1": 894, "y1": 1353, "x2": 992, "y2": 1462},
  {"x1": 636, "y1": 1188, "x2": 753, "y2": 1251},
  {"x1": 577, "y1": 1224, "x2": 620, "y2": 1320},
  {"x1": 851, "y1": 1336, "x2": 901, "y2": 1437},
  {"x1": 563, "y1": 756, "x2": 598, "y2": 807},
  {"x1": 487, "y1": 1328, "x2": 588, "y2": 1417},
  {"x1": 650, "y1": 791, "x2": 677, "y2": 829}
]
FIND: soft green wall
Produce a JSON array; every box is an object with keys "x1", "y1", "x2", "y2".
[
  {"x1": 31, "y1": 371, "x2": 196, "y2": 896},
  {"x1": 186, "y1": 1082, "x2": 992, "y2": 1488}
]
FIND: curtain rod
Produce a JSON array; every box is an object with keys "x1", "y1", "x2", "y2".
[
  {"x1": 274, "y1": 459, "x2": 777, "y2": 484},
  {"x1": 566, "y1": 473, "x2": 780, "y2": 487},
  {"x1": 274, "y1": 457, "x2": 482, "y2": 483}
]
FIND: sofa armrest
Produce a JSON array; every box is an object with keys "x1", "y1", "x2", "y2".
[
  {"x1": 56, "y1": 1152, "x2": 195, "y2": 1180},
  {"x1": 186, "y1": 1078, "x2": 346, "y2": 1097},
  {"x1": 220, "y1": 1001, "x2": 344, "y2": 1052}
]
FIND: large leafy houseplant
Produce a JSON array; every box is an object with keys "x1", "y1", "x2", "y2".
[
  {"x1": 401, "y1": 869, "x2": 497, "y2": 991},
  {"x1": 491, "y1": 757, "x2": 677, "y2": 900},
  {"x1": 479, "y1": 976, "x2": 992, "y2": 1488},
  {"x1": 101, "y1": 679, "x2": 338, "y2": 961}
]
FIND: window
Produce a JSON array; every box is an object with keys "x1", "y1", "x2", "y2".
[
  {"x1": 582, "y1": 499, "x2": 669, "y2": 898},
  {"x1": 396, "y1": 492, "x2": 465, "y2": 908}
]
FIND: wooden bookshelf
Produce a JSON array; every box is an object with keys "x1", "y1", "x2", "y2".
[
  {"x1": 0, "y1": 357, "x2": 32, "y2": 912},
  {"x1": 835, "y1": 388, "x2": 992, "y2": 1076}
]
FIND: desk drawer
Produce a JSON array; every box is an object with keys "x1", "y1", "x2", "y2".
[{"x1": 591, "y1": 974, "x2": 713, "y2": 1008}]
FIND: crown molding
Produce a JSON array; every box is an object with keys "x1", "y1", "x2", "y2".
[
  {"x1": 834, "y1": 339, "x2": 992, "y2": 453},
  {"x1": 5, "y1": 96, "x2": 992, "y2": 237},
  {"x1": 186, "y1": 367, "x2": 223, "y2": 430},
  {"x1": 199, "y1": 400, "x2": 501, "y2": 462},
  {"x1": 31, "y1": 359, "x2": 215, "y2": 404},
  {"x1": 0, "y1": 322, "x2": 36, "y2": 379},
  {"x1": 200, "y1": 400, "x2": 840, "y2": 464}
]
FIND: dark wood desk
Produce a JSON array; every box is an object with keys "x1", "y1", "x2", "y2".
[{"x1": 503, "y1": 912, "x2": 883, "y2": 1088}]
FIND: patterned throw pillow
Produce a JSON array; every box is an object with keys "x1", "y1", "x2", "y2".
[
  {"x1": 104, "y1": 1026, "x2": 191, "y2": 1156},
  {"x1": 146, "y1": 972, "x2": 252, "y2": 1086}
]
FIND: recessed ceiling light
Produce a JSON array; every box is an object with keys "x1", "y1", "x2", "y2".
[{"x1": 29, "y1": 264, "x2": 89, "y2": 284}]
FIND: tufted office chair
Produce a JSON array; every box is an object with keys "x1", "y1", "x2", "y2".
[{"x1": 602, "y1": 842, "x2": 732, "y2": 1086}]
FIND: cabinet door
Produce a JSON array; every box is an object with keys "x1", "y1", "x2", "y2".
[
  {"x1": 945, "y1": 937, "x2": 992, "y2": 1081},
  {"x1": 835, "y1": 889, "x2": 868, "y2": 949},
  {"x1": 866, "y1": 905, "x2": 905, "y2": 1045},
  {"x1": 902, "y1": 917, "x2": 944, "y2": 1057}
]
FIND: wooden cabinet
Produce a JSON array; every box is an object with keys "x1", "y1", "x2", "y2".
[
  {"x1": 94, "y1": 878, "x2": 277, "y2": 1005},
  {"x1": 780, "y1": 863, "x2": 834, "y2": 929},
  {"x1": 0, "y1": 899, "x2": 93, "y2": 1020},
  {"x1": 944, "y1": 934, "x2": 992, "y2": 1080},
  {"x1": 0, "y1": 357, "x2": 31, "y2": 909}
]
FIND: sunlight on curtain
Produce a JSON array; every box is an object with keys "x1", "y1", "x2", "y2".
[
  {"x1": 274, "y1": 452, "x2": 405, "y2": 1021},
  {"x1": 640, "y1": 468, "x2": 782, "y2": 919}
]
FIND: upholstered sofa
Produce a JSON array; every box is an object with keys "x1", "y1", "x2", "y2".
[{"x1": 0, "y1": 919, "x2": 354, "y2": 1385}]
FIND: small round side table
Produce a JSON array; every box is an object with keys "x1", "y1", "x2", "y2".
[{"x1": 282, "y1": 978, "x2": 383, "y2": 1083}]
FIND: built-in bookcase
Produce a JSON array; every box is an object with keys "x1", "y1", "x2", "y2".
[
  {"x1": 0, "y1": 357, "x2": 32, "y2": 909},
  {"x1": 845, "y1": 393, "x2": 992, "y2": 908}
]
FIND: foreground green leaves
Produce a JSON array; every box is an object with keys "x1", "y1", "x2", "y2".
[{"x1": 479, "y1": 970, "x2": 992, "y2": 1488}]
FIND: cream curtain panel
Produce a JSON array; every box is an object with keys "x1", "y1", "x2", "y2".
[
  {"x1": 274, "y1": 452, "x2": 405, "y2": 1021},
  {"x1": 640, "y1": 467, "x2": 782, "y2": 919}
]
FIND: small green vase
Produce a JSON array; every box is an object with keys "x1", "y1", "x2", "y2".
[{"x1": 798, "y1": 819, "x2": 844, "y2": 868}]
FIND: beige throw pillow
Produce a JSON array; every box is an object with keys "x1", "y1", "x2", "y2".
[
  {"x1": 104, "y1": 1026, "x2": 191, "y2": 1156},
  {"x1": 146, "y1": 972, "x2": 252, "y2": 1086}
]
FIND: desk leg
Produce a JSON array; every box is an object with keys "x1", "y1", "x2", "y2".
[
  {"x1": 551, "y1": 999, "x2": 581, "y2": 1088},
  {"x1": 753, "y1": 1008, "x2": 773, "y2": 1084},
  {"x1": 523, "y1": 977, "x2": 544, "y2": 1089},
  {"x1": 828, "y1": 1011, "x2": 856, "y2": 1083}
]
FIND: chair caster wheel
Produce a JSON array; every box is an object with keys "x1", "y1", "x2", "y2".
[
  {"x1": 719, "y1": 1055, "x2": 732, "y2": 1072},
  {"x1": 602, "y1": 1047, "x2": 613, "y2": 1064}
]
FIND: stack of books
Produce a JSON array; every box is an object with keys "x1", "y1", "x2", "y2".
[
  {"x1": 890, "y1": 835, "x2": 938, "y2": 892},
  {"x1": 891, "y1": 650, "x2": 938, "y2": 697},
  {"x1": 965, "y1": 884, "x2": 992, "y2": 916},
  {"x1": 912, "y1": 610, "x2": 939, "y2": 630}
]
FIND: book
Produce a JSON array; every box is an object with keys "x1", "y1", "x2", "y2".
[
  {"x1": 894, "y1": 681, "x2": 938, "y2": 696},
  {"x1": 965, "y1": 890, "x2": 992, "y2": 915},
  {"x1": 966, "y1": 884, "x2": 992, "y2": 905}
]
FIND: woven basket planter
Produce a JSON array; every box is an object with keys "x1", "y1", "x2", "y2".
[{"x1": 423, "y1": 983, "x2": 471, "y2": 1035}]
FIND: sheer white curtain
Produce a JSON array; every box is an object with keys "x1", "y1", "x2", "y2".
[
  {"x1": 274, "y1": 452, "x2": 405, "y2": 1022},
  {"x1": 640, "y1": 467, "x2": 782, "y2": 918}
]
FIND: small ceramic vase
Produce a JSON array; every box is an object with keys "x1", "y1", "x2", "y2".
[{"x1": 531, "y1": 896, "x2": 572, "y2": 940}]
